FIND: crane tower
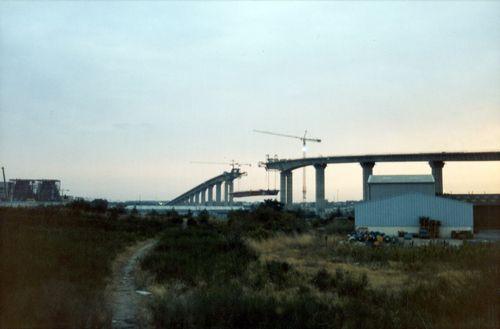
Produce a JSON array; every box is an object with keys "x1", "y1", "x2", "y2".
[{"x1": 254, "y1": 129, "x2": 322, "y2": 203}]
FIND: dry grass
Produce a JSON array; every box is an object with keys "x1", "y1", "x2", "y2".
[
  {"x1": 248, "y1": 233, "x2": 408, "y2": 290},
  {"x1": 247, "y1": 233, "x2": 495, "y2": 293},
  {"x1": 143, "y1": 226, "x2": 499, "y2": 329}
]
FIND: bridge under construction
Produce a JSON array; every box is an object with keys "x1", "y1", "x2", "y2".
[
  {"x1": 168, "y1": 168, "x2": 245, "y2": 206},
  {"x1": 263, "y1": 151, "x2": 500, "y2": 212},
  {"x1": 168, "y1": 151, "x2": 500, "y2": 211}
]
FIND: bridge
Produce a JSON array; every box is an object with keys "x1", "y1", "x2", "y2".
[
  {"x1": 263, "y1": 151, "x2": 500, "y2": 212},
  {"x1": 168, "y1": 168, "x2": 244, "y2": 206}
]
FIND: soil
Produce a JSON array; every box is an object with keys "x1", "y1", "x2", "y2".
[{"x1": 107, "y1": 239, "x2": 158, "y2": 329}]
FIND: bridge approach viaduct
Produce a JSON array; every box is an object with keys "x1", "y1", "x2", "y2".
[
  {"x1": 264, "y1": 151, "x2": 500, "y2": 212},
  {"x1": 168, "y1": 169, "x2": 244, "y2": 206}
]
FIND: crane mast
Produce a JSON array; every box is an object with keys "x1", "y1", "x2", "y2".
[{"x1": 254, "y1": 129, "x2": 322, "y2": 203}]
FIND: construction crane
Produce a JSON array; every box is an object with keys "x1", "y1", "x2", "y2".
[
  {"x1": 190, "y1": 160, "x2": 252, "y2": 170},
  {"x1": 253, "y1": 129, "x2": 322, "y2": 203},
  {"x1": 2, "y1": 166, "x2": 8, "y2": 200},
  {"x1": 191, "y1": 160, "x2": 251, "y2": 192}
]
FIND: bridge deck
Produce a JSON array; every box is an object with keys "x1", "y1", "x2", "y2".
[
  {"x1": 168, "y1": 169, "x2": 244, "y2": 205},
  {"x1": 232, "y1": 189, "x2": 279, "y2": 198},
  {"x1": 265, "y1": 151, "x2": 500, "y2": 171}
]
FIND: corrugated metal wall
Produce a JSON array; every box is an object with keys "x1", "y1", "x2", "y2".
[
  {"x1": 355, "y1": 193, "x2": 473, "y2": 227},
  {"x1": 369, "y1": 183, "x2": 435, "y2": 201}
]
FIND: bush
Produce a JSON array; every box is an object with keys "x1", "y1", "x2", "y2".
[
  {"x1": 265, "y1": 261, "x2": 291, "y2": 288},
  {"x1": 90, "y1": 199, "x2": 108, "y2": 213},
  {"x1": 323, "y1": 217, "x2": 354, "y2": 234},
  {"x1": 226, "y1": 201, "x2": 308, "y2": 239},
  {"x1": 108, "y1": 203, "x2": 126, "y2": 220},
  {"x1": 186, "y1": 218, "x2": 197, "y2": 227},
  {"x1": 67, "y1": 198, "x2": 91, "y2": 212},
  {"x1": 311, "y1": 268, "x2": 368, "y2": 297},
  {"x1": 197, "y1": 209, "x2": 210, "y2": 224}
]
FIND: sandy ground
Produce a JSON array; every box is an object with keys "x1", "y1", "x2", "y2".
[{"x1": 107, "y1": 238, "x2": 158, "y2": 329}]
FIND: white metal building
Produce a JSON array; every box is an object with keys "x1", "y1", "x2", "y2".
[
  {"x1": 367, "y1": 175, "x2": 435, "y2": 201},
  {"x1": 355, "y1": 193, "x2": 473, "y2": 237}
]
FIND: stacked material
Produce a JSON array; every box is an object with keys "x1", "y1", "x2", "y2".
[
  {"x1": 451, "y1": 230, "x2": 473, "y2": 240},
  {"x1": 419, "y1": 217, "x2": 441, "y2": 239}
]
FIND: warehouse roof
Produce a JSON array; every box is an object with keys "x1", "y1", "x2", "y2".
[{"x1": 368, "y1": 175, "x2": 435, "y2": 184}]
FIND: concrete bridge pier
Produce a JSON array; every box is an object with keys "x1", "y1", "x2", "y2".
[
  {"x1": 207, "y1": 185, "x2": 213, "y2": 205},
  {"x1": 360, "y1": 162, "x2": 375, "y2": 201},
  {"x1": 314, "y1": 164, "x2": 327, "y2": 213},
  {"x1": 224, "y1": 181, "x2": 229, "y2": 204},
  {"x1": 429, "y1": 161, "x2": 445, "y2": 195},
  {"x1": 215, "y1": 182, "x2": 222, "y2": 204},
  {"x1": 189, "y1": 195, "x2": 194, "y2": 204},
  {"x1": 228, "y1": 180, "x2": 234, "y2": 204},
  {"x1": 280, "y1": 171, "x2": 287, "y2": 204},
  {"x1": 285, "y1": 170, "x2": 293, "y2": 206},
  {"x1": 195, "y1": 193, "x2": 199, "y2": 204},
  {"x1": 201, "y1": 189, "x2": 206, "y2": 204}
]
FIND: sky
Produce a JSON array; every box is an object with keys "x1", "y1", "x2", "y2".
[{"x1": 0, "y1": 1, "x2": 499, "y2": 201}]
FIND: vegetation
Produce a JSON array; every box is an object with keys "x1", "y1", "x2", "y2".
[
  {"x1": 226, "y1": 199, "x2": 309, "y2": 239},
  {"x1": 2, "y1": 201, "x2": 498, "y2": 328},
  {"x1": 0, "y1": 205, "x2": 173, "y2": 328},
  {"x1": 140, "y1": 201, "x2": 499, "y2": 329}
]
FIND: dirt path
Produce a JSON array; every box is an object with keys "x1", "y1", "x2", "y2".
[{"x1": 108, "y1": 238, "x2": 158, "y2": 329}]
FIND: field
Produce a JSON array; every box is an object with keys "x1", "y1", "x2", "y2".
[
  {"x1": 1, "y1": 203, "x2": 499, "y2": 329},
  {"x1": 0, "y1": 206, "x2": 171, "y2": 328},
  {"x1": 140, "y1": 203, "x2": 500, "y2": 329}
]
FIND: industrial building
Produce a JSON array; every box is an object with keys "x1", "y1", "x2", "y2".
[
  {"x1": 443, "y1": 194, "x2": 500, "y2": 232},
  {"x1": 366, "y1": 175, "x2": 435, "y2": 201},
  {"x1": 5, "y1": 179, "x2": 62, "y2": 202},
  {"x1": 355, "y1": 175, "x2": 474, "y2": 238},
  {"x1": 0, "y1": 181, "x2": 14, "y2": 201},
  {"x1": 355, "y1": 193, "x2": 473, "y2": 237}
]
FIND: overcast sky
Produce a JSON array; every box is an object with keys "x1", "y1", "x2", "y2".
[{"x1": 1, "y1": 1, "x2": 499, "y2": 201}]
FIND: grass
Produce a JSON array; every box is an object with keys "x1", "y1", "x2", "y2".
[
  {"x1": 248, "y1": 233, "x2": 409, "y2": 290},
  {"x1": 140, "y1": 205, "x2": 499, "y2": 329},
  {"x1": 0, "y1": 206, "x2": 171, "y2": 328},
  {"x1": 2, "y1": 203, "x2": 498, "y2": 328},
  {"x1": 140, "y1": 227, "x2": 257, "y2": 287}
]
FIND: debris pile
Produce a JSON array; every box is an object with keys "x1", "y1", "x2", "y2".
[{"x1": 347, "y1": 229, "x2": 399, "y2": 246}]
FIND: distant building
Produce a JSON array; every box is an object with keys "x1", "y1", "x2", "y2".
[
  {"x1": 367, "y1": 175, "x2": 435, "y2": 201},
  {"x1": 8, "y1": 179, "x2": 61, "y2": 202},
  {"x1": 0, "y1": 181, "x2": 14, "y2": 201}
]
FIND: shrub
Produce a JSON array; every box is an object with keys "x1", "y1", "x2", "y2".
[
  {"x1": 197, "y1": 209, "x2": 210, "y2": 224},
  {"x1": 323, "y1": 217, "x2": 354, "y2": 234},
  {"x1": 187, "y1": 218, "x2": 197, "y2": 227},
  {"x1": 265, "y1": 261, "x2": 291, "y2": 287},
  {"x1": 311, "y1": 268, "x2": 368, "y2": 297},
  {"x1": 90, "y1": 199, "x2": 108, "y2": 213},
  {"x1": 67, "y1": 198, "x2": 91, "y2": 212},
  {"x1": 311, "y1": 268, "x2": 332, "y2": 291}
]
